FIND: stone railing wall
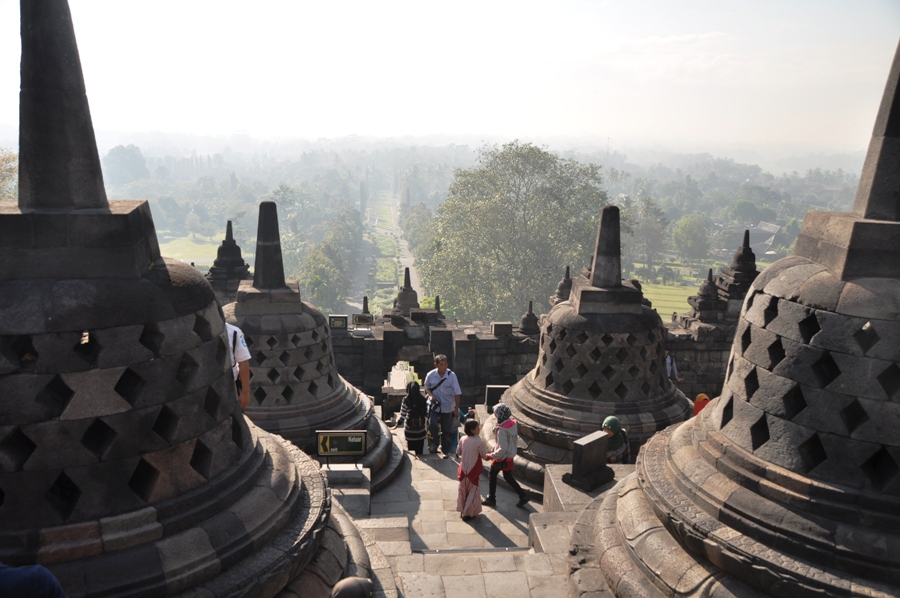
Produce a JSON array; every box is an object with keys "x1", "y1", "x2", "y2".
[{"x1": 330, "y1": 308, "x2": 735, "y2": 407}]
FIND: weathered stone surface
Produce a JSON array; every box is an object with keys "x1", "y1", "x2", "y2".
[
  {"x1": 487, "y1": 206, "x2": 691, "y2": 484},
  {"x1": 224, "y1": 202, "x2": 400, "y2": 492},
  {"x1": 0, "y1": 3, "x2": 371, "y2": 596},
  {"x1": 577, "y1": 41, "x2": 900, "y2": 598}
]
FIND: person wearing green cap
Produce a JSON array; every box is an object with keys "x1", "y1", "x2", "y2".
[{"x1": 602, "y1": 416, "x2": 630, "y2": 464}]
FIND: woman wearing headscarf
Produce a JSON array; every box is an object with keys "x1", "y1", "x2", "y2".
[
  {"x1": 602, "y1": 416, "x2": 630, "y2": 464},
  {"x1": 481, "y1": 403, "x2": 530, "y2": 509},
  {"x1": 390, "y1": 381, "x2": 428, "y2": 456}
]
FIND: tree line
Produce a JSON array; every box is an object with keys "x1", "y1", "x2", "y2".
[{"x1": 399, "y1": 142, "x2": 859, "y2": 322}]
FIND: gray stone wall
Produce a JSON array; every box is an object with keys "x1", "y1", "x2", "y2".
[
  {"x1": 665, "y1": 328, "x2": 732, "y2": 400},
  {"x1": 330, "y1": 310, "x2": 733, "y2": 407}
]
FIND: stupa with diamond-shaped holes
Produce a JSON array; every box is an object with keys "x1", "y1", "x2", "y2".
[
  {"x1": 0, "y1": 2, "x2": 370, "y2": 595},
  {"x1": 205, "y1": 219, "x2": 252, "y2": 305},
  {"x1": 495, "y1": 206, "x2": 692, "y2": 482},
  {"x1": 223, "y1": 202, "x2": 399, "y2": 488},
  {"x1": 570, "y1": 40, "x2": 900, "y2": 598}
]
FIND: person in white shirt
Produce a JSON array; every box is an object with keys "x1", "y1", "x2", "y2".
[
  {"x1": 665, "y1": 349, "x2": 684, "y2": 384},
  {"x1": 423, "y1": 354, "x2": 461, "y2": 458},
  {"x1": 226, "y1": 323, "x2": 252, "y2": 408}
]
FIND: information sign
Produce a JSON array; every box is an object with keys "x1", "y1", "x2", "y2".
[
  {"x1": 316, "y1": 430, "x2": 367, "y2": 457},
  {"x1": 352, "y1": 313, "x2": 374, "y2": 327}
]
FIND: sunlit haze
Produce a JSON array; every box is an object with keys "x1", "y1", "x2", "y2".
[{"x1": 0, "y1": 0, "x2": 899, "y2": 158}]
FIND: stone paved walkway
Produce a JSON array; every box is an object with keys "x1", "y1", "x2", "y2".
[{"x1": 356, "y1": 433, "x2": 569, "y2": 598}]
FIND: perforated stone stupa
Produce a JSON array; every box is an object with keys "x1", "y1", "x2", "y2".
[
  {"x1": 224, "y1": 203, "x2": 398, "y2": 486},
  {"x1": 206, "y1": 220, "x2": 251, "y2": 305},
  {"x1": 0, "y1": 2, "x2": 365, "y2": 595},
  {"x1": 570, "y1": 40, "x2": 900, "y2": 598},
  {"x1": 676, "y1": 230, "x2": 759, "y2": 329},
  {"x1": 500, "y1": 206, "x2": 691, "y2": 481}
]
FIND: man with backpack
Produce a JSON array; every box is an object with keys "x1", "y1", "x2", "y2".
[{"x1": 423, "y1": 354, "x2": 461, "y2": 458}]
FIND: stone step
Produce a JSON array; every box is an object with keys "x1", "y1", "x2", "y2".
[
  {"x1": 355, "y1": 515, "x2": 413, "y2": 559},
  {"x1": 344, "y1": 515, "x2": 408, "y2": 598},
  {"x1": 371, "y1": 426, "x2": 406, "y2": 493},
  {"x1": 542, "y1": 463, "x2": 633, "y2": 514},
  {"x1": 528, "y1": 511, "x2": 580, "y2": 555},
  {"x1": 394, "y1": 550, "x2": 570, "y2": 598},
  {"x1": 418, "y1": 546, "x2": 533, "y2": 555},
  {"x1": 358, "y1": 526, "x2": 401, "y2": 598},
  {"x1": 277, "y1": 502, "x2": 374, "y2": 598}
]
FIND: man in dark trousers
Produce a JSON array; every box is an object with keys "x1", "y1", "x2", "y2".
[{"x1": 423, "y1": 354, "x2": 461, "y2": 458}]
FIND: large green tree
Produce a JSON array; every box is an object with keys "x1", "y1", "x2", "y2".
[
  {"x1": 419, "y1": 141, "x2": 607, "y2": 321},
  {"x1": 671, "y1": 214, "x2": 709, "y2": 265},
  {"x1": 102, "y1": 144, "x2": 150, "y2": 186},
  {"x1": 621, "y1": 193, "x2": 668, "y2": 270}
]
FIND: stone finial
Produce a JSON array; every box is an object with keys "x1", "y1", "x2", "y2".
[
  {"x1": 853, "y1": 39, "x2": 900, "y2": 222},
  {"x1": 550, "y1": 266, "x2": 573, "y2": 305},
  {"x1": 393, "y1": 267, "x2": 419, "y2": 315},
  {"x1": 362, "y1": 296, "x2": 370, "y2": 314},
  {"x1": 729, "y1": 229, "x2": 756, "y2": 273},
  {"x1": 698, "y1": 268, "x2": 717, "y2": 298},
  {"x1": 211, "y1": 220, "x2": 247, "y2": 269},
  {"x1": 207, "y1": 219, "x2": 251, "y2": 303},
  {"x1": 434, "y1": 295, "x2": 441, "y2": 313},
  {"x1": 253, "y1": 201, "x2": 287, "y2": 290},
  {"x1": 520, "y1": 300, "x2": 540, "y2": 335},
  {"x1": 590, "y1": 206, "x2": 621, "y2": 288},
  {"x1": 793, "y1": 41, "x2": 900, "y2": 279},
  {"x1": 18, "y1": 0, "x2": 108, "y2": 210}
]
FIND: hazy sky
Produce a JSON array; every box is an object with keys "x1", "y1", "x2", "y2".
[{"x1": 0, "y1": 0, "x2": 898, "y2": 153}]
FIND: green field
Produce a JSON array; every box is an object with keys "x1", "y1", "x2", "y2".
[
  {"x1": 375, "y1": 192, "x2": 393, "y2": 228},
  {"x1": 375, "y1": 258, "x2": 398, "y2": 284},
  {"x1": 157, "y1": 234, "x2": 240, "y2": 264},
  {"x1": 640, "y1": 282, "x2": 698, "y2": 316},
  {"x1": 371, "y1": 233, "x2": 397, "y2": 257}
]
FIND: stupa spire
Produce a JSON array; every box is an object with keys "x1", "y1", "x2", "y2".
[
  {"x1": 18, "y1": 0, "x2": 107, "y2": 210},
  {"x1": 225, "y1": 220, "x2": 234, "y2": 242},
  {"x1": 392, "y1": 267, "x2": 419, "y2": 315},
  {"x1": 253, "y1": 201, "x2": 287, "y2": 289},
  {"x1": 853, "y1": 40, "x2": 900, "y2": 222},
  {"x1": 520, "y1": 300, "x2": 539, "y2": 334},
  {"x1": 590, "y1": 206, "x2": 621, "y2": 288},
  {"x1": 362, "y1": 296, "x2": 370, "y2": 314}
]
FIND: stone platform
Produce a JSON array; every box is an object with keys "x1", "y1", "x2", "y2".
[{"x1": 355, "y1": 431, "x2": 572, "y2": 597}]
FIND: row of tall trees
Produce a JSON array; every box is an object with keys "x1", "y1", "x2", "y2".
[{"x1": 90, "y1": 137, "x2": 859, "y2": 321}]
